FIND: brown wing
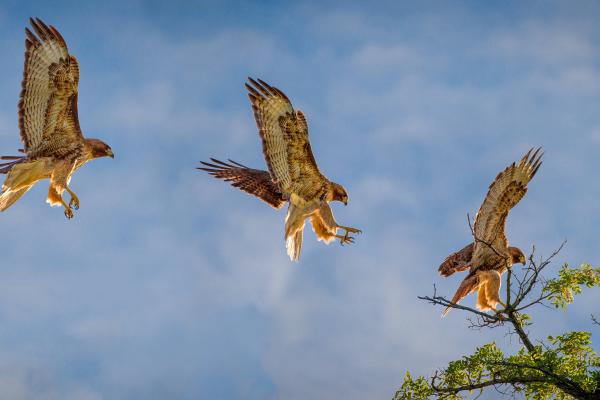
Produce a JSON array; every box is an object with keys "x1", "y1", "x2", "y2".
[
  {"x1": 471, "y1": 148, "x2": 543, "y2": 267},
  {"x1": 438, "y1": 243, "x2": 474, "y2": 277},
  {"x1": 19, "y1": 18, "x2": 83, "y2": 157},
  {"x1": 198, "y1": 158, "x2": 286, "y2": 209},
  {"x1": 246, "y1": 78, "x2": 326, "y2": 199}
]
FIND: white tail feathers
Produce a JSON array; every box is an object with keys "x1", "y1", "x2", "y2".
[
  {"x1": 286, "y1": 228, "x2": 304, "y2": 262},
  {"x1": 0, "y1": 186, "x2": 33, "y2": 211}
]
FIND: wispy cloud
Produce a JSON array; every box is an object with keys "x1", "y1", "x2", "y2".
[{"x1": 0, "y1": 1, "x2": 598, "y2": 399}]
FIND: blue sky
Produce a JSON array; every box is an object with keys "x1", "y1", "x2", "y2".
[{"x1": 0, "y1": 1, "x2": 598, "y2": 399}]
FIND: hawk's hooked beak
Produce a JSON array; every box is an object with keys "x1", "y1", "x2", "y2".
[
  {"x1": 343, "y1": 199, "x2": 348, "y2": 206},
  {"x1": 108, "y1": 149, "x2": 114, "y2": 159}
]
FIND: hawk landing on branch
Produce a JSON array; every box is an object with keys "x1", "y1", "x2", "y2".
[{"x1": 439, "y1": 148, "x2": 543, "y2": 316}]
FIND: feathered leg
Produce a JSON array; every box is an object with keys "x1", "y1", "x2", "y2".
[
  {"x1": 484, "y1": 270, "x2": 504, "y2": 311},
  {"x1": 318, "y1": 203, "x2": 361, "y2": 245},
  {"x1": 477, "y1": 280, "x2": 491, "y2": 311},
  {"x1": 65, "y1": 186, "x2": 80, "y2": 210},
  {"x1": 46, "y1": 160, "x2": 76, "y2": 219},
  {"x1": 310, "y1": 212, "x2": 336, "y2": 244}
]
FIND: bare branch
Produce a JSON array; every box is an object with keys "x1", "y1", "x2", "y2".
[
  {"x1": 418, "y1": 290, "x2": 504, "y2": 325},
  {"x1": 512, "y1": 240, "x2": 567, "y2": 311}
]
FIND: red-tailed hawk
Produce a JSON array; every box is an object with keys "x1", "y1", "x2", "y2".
[
  {"x1": 199, "y1": 78, "x2": 361, "y2": 261},
  {"x1": 0, "y1": 18, "x2": 113, "y2": 219},
  {"x1": 439, "y1": 148, "x2": 543, "y2": 315}
]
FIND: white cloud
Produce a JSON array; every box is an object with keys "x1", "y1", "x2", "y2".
[{"x1": 0, "y1": 2, "x2": 598, "y2": 399}]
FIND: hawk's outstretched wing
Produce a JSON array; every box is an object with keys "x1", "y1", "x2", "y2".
[
  {"x1": 471, "y1": 147, "x2": 543, "y2": 267},
  {"x1": 246, "y1": 78, "x2": 326, "y2": 200},
  {"x1": 198, "y1": 158, "x2": 286, "y2": 209},
  {"x1": 19, "y1": 18, "x2": 83, "y2": 157},
  {"x1": 438, "y1": 243, "x2": 474, "y2": 277}
]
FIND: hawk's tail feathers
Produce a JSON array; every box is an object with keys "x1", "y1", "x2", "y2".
[
  {"x1": 286, "y1": 228, "x2": 303, "y2": 262},
  {"x1": 0, "y1": 185, "x2": 33, "y2": 211},
  {"x1": 442, "y1": 273, "x2": 480, "y2": 317}
]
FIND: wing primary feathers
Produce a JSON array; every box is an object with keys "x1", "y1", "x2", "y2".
[
  {"x1": 438, "y1": 243, "x2": 474, "y2": 277},
  {"x1": 520, "y1": 147, "x2": 533, "y2": 163},
  {"x1": 31, "y1": 18, "x2": 53, "y2": 41},
  {"x1": 48, "y1": 25, "x2": 67, "y2": 46},
  {"x1": 198, "y1": 158, "x2": 286, "y2": 209},
  {"x1": 227, "y1": 159, "x2": 249, "y2": 168},
  {"x1": 255, "y1": 78, "x2": 291, "y2": 101},
  {"x1": 245, "y1": 82, "x2": 261, "y2": 98},
  {"x1": 247, "y1": 77, "x2": 272, "y2": 97},
  {"x1": 0, "y1": 156, "x2": 24, "y2": 160},
  {"x1": 0, "y1": 156, "x2": 26, "y2": 174},
  {"x1": 529, "y1": 147, "x2": 544, "y2": 179},
  {"x1": 25, "y1": 27, "x2": 37, "y2": 44}
]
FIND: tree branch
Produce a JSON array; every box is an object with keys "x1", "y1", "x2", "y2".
[
  {"x1": 492, "y1": 361, "x2": 590, "y2": 398},
  {"x1": 431, "y1": 376, "x2": 548, "y2": 396},
  {"x1": 418, "y1": 286, "x2": 504, "y2": 325},
  {"x1": 466, "y1": 213, "x2": 508, "y2": 261}
]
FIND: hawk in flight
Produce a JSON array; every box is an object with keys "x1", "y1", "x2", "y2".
[
  {"x1": 438, "y1": 148, "x2": 543, "y2": 315},
  {"x1": 0, "y1": 18, "x2": 113, "y2": 219},
  {"x1": 199, "y1": 78, "x2": 361, "y2": 261}
]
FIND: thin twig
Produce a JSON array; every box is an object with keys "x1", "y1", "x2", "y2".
[{"x1": 467, "y1": 213, "x2": 509, "y2": 260}]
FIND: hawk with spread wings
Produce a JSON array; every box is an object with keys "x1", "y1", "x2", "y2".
[
  {"x1": 438, "y1": 148, "x2": 543, "y2": 316},
  {"x1": 199, "y1": 78, "x2": 361, "y2": 261},
  {"x1": 0, "y1": 18, "x2": 113, "y2": 219}
]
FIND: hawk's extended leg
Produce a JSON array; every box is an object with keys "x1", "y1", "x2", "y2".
[
  {"x1": 476, "y1": 282, "x2": 490, "y2": 311},
  {"x1": 338, "y1": 225, "x2": 362, "y2": 235},
  {"x1": 66, "y1": 186, "x2": 80, "y2": 210},
  {"x1": 483, "y1": 270, "x2": 503, "y2": 311},
  {"x1": 47, "y1": 186, "x2": 73, "y2": 219},
  {"x1": 318, "y1": 203, "x2": 362, "y2": 245},
  {"x1": 335, "y1": 234, "x2": 354, "y2": 245},
  {"x1": 338, "y1": 225, "x2": 362, "y2": 244},
  {"x1": 47, "y1": 160, "x2": 76, "y2": 219}
]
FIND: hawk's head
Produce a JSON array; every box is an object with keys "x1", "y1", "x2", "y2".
[
  {"x1": 331, "y1": 182, "x2": 348, "y2": 206},
  {"x1": 508, "y1": 247, "x2": 526, "y2": 266},
  {"x1": 86, "y1": 138, "x2": 114, "y2": 159}
]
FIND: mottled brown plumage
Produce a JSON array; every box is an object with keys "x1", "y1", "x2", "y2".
[
  {"x1": 198, "y1": 159, "x2": 286, "y2": 209},
  {"x1": 440, "y1": 148, "x2": 542, "y2": 315},
  {"x1": 0, "y1": 18, "x2": 113, "y2": 218},
  {"x1": 438, "y1": 243, "x2": 474, "y2": 277},
  {"x1": 199, "y1": 78, "x2": 361, "y2": 261}
]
